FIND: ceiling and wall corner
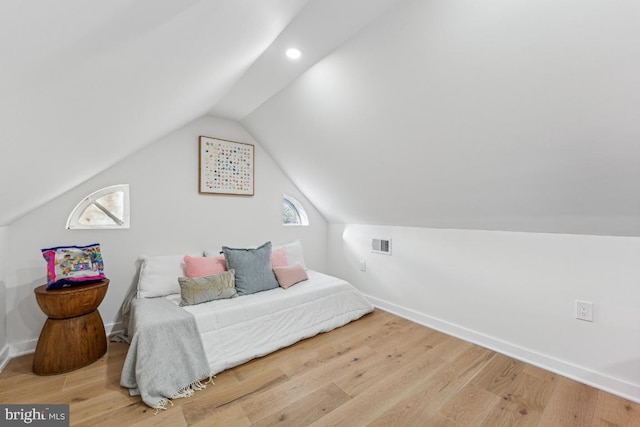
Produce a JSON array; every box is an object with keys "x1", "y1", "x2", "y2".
[{"x1": 210, "y1": 0, "x2": 403, "y2": 120}]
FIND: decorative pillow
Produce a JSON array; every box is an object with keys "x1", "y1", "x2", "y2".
[
  {"x1": 184, "y1": 255, "x2": 227, "y2": 278},
  {"x1": 273, "y1": 263, "x2": 308, "y2": 289},
  {"x1": 270, "y1": 246, "x2": 288, "y2": 268},
  {"x1": 272, "y1": 240, "x2": 308, "y2": 269},
  {"x1": 41, "y1": 243, "x2": 106, "y2": 289},
  {"x1": 222, "y1": 241, "x2": 279, "y2": 296},
  {"x1": 137, "y1": 254, "x2": 190, "y2": 298},
  {"x1": 178, "y1": 270, "x2": 237, "y2": 306}
]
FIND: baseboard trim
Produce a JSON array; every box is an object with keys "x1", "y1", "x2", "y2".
[
  {"x1": 366, "y1": 294, "x2": 640, "y2": 404},
  {"x1": 7, "y1": 321, "x2": 124, "y2": 359},
  {"x1": 107, "y1": 321, "x2": 124, "y2": 339}
]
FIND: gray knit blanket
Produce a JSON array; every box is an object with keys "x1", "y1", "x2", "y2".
[{"x1": 120, "y1": 297, "x2": 212, "y2": 410}]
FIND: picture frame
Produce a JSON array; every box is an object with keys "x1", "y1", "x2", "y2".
[{"x1": 199, "y1": 136, "x2": 255, "y2": 196}]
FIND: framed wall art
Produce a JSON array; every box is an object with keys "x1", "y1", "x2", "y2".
[{"x1": 199, "y1": 136, "x2": 255, "y2": 196}]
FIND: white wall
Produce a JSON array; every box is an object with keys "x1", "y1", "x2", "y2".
[
  {"x1": 328, "y1": 223, "x2": 640, "y2": 402},
  {"x1": 0, "y1": 226, "x2": 8, "y2": 370},
  {"x1": 5, "y1": 115, "x2": 327, "y2": 356}
]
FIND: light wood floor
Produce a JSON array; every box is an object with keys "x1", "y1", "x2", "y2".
[{"x1": 1, "y1": 309, "x2": 638, "y2": 426}]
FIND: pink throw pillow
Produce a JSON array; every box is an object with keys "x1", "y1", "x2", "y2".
[
  {"x1": 271, "y1": 246, "x2": 288, "y2": 268},
  {"x1": 184, "y1": 255, "x2": 227, "y2": 278},
  {"x1": 273, "y1": 263, "x2": 308, "y2": 289}
]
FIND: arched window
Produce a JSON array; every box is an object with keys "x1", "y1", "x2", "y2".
[
  {"x1": 66, "y1": 184, "x2": 130, "y2": 229},
  {"x1": 282, "y1": 194, "x2": 309, "y2": 226}
]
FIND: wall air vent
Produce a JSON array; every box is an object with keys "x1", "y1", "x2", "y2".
[{"x1": 371, "y1": 238, "x2": 392, "y2": 255}]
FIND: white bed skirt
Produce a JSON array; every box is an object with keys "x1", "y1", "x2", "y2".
[{"x1": 164, "y1": 270, "x2": 374, "y2": 374}]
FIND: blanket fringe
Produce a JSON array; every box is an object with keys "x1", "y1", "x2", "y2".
[
  {"x1": 153, "y1": 374, "x2": 215, "y2": 415},
  {"x1": 153, "y1": 398, "x2": 173, "y2": 415}
]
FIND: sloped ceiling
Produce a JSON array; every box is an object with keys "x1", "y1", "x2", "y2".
[
  {"x1": 243, "y1": 0, "x2": 640, "y2": 236},
  {"x1": 0, "y1": 0, "x2": 310, "y2": 225},
  {"x1": 0, "y1": 0, "x2": 399, "y2": 226},
  {"x1": 2, "y1": 0, "x2": 639, "y2": 237}
]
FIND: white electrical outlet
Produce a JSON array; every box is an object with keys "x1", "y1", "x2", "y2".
[
  {"x1": 576, "y1": 300, "x2": 593, "y2": 322},
  {"x1": 359, "y1": 260, "x2": 366, "y2": 272}
]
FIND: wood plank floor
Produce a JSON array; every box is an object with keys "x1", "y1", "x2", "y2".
[{"x1": 1, "y1": 309, "x2": 639, "y2": 426}]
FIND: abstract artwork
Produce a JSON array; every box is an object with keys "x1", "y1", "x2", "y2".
[{"x1": 199, "y1": 136, "x2": 255, "y2": 195}]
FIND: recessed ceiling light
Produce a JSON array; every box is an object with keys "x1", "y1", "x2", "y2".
[{"x1": 286, "y1": 48, "x2": 301, "y2": 60}]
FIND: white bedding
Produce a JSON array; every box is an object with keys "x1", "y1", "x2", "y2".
[{"x1": 164, "y1": 270, "x2": 374, "y2": 374}]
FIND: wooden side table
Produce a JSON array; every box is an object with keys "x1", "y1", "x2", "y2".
[{"x1": 33, "y1": 279, "x2": 109, "y2": 375}]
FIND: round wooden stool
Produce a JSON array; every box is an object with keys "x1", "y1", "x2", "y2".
[{"x1": 33, "y1": 279, "x2": 109, "y2": 375}]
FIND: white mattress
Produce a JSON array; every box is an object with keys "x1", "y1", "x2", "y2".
[{"x1": 165, "y1": 270, "x2": 374, "y2": 374}]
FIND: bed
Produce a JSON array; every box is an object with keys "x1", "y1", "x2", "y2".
[
  {"x1": 120, "y1": 243, "x2": 373, "y2": 409},
  {"x1": 167, "y1": 270, "x2": 373, "y2": 375}
]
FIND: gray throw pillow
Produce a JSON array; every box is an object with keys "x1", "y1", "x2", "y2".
[
  {"x1": 222, "y1": 241, "x2": 279, "y2": 296},
  {"x1": 178, "y1": 270, "x2": 237, "y2": 306}
]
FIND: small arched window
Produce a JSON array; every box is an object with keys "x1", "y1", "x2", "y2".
[
  {"x1": 282, "y1": 194, "x2": 309, "y2": 226},
  {"x1": 66, "y1": 184, "x2": 130, "y2": 229}
]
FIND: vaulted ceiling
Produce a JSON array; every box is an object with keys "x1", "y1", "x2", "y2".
[
  {"x1": 2, "y1": 0, "x2": 639, "y2": 236},
  {"x1": 0, "y1": 0, "x2": 399, "y2": 226}
]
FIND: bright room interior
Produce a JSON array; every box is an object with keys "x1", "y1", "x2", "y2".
[{"x1": 1, "y1": 0, "x2": 639, "y2": 425}]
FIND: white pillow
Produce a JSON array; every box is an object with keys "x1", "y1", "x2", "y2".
[
  {"x1": 203, "y1": 249, "x2": 222, "y2": 257},
  {"x1": 137, "y1": 254, "x2": 188, "y2": 298},
  {"x1": 274, "y1": 240, "x2": 307, "y2": 270}
]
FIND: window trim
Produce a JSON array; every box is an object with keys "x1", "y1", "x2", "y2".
[
  {"x1": 66, "y1": 184, "x2": 130, "y2": 230},
  {"x1": 282, "y1": 194, "x2": 309, "y2": 226}
]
